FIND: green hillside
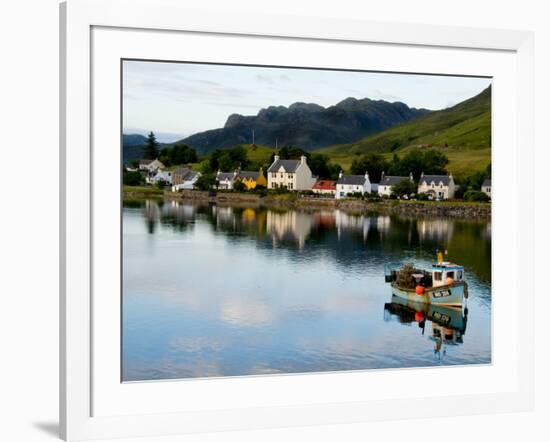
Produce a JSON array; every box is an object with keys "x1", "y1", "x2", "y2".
[{"x1": 319, "y1": 86, "x2": 491, "y2": 178}]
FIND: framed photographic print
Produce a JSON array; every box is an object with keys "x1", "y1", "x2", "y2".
[{"x1": 60, "y1": 0, "x2": 534, "y2": 440}]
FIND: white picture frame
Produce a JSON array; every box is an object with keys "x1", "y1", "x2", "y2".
[{"x1": 60, "y1": 0, "x2": 534, "y2": 440}]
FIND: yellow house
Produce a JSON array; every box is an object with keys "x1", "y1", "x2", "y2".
[{"x1": 235, "y1": 168, "x2": 267, "y2": 190}]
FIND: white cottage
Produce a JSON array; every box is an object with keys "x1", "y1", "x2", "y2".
[
  {"x1": 378, "y1": 172, "x2": 414, "y2": 197},
  {"x1": 139, "y1": 159, "x2": 165, "y2": 172},
  {"x1": 147, "y1": 169, "x2": 173, "y2": 185},
  {"x1": 417, "y1": 173, "x2": 456, "y2": 200},
  {"x1": 335, "y1": 171, "x2": 371, "y2": 199},
  {"x1": 481, "y1": 178, "x2": 491, "y2": 198},
  {"x1": 267, "y1": 155, "x2": 316, "y2": 191},
  {"x1": 216, "y1": 171, "x2": 237, "y2": 190},
  {"x1": 171, "y1": 167, "x2": 201, "y2": 191}
]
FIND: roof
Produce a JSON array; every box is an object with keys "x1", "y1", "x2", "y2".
[
  {"x1": 174, "y1": 167, "x2": 198, "y2": 181},
  {"x1": 139, "y1": 159, "x2": 153, "y2": 165},
  {"x1": 420, "y1": 174, "x2": 452, "y2": 186},
  {"x1": 482, "y1": 178, "x2": 491, "y2": 187},
  {"x1": 236, "y1": 171, "x2": 260, "y2": 180},
  {"x1": 337, "y1": 175, "x2": 367, "y2": 185},
  {"x1": 217, "y1": 172, "x2": 235, "y2": 181},
  {"x1": 267, "y1": 159, "x2": 300, "y2": 173},
  {"x1": 380, "y1": 175, "x2": 409, "y2": 186},
  {"x1": 313, "y1": 180, "x2": 336, "y2": 190}
]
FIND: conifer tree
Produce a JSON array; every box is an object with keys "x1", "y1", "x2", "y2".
[{"x1": 143, "y1": 131, "x2": 159, "y2": 160}]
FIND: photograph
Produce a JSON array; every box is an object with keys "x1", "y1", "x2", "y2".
[{"x1": 121, "y1": 60, "x2": 492, "y2": 382}]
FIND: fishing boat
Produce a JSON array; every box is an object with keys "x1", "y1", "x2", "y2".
[{"x1": 384, "y1": 252, "x2": 468, "y2": 307}]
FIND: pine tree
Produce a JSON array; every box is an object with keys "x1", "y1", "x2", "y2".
[{"x1": 143, "y1": 131, "x2": 159, "y2": 160}]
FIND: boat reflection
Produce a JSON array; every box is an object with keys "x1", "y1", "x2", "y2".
[{"x1": 383, "y1": 295, "x2": 468, "y2": 359}]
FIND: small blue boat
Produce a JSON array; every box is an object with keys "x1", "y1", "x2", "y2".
[{"x1": 384, "y1": 259, "x2": 468, "y2": 307}]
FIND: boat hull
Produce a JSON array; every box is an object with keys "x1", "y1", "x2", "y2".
[{"x1": 391, "y1": 282, "x2": 464, "y2": 307}]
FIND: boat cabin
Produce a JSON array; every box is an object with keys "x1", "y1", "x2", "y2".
[{"x1": 431, "y1": 262, "x2": 464, "y2": 287}]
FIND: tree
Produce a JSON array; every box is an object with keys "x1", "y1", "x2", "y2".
[
  {"x1": 308, "y1": 154, "x2": 342, "y2": 180},
  {"x1": 350, "y1": 153, "x2": 389, "y2": 183},
  {"x1": 233, "y1": 179, "x2": 246, "y2": 192},
  {"x1": 463, "y1": 190, "x2": 490, "y2": 202},
  {"x1": 269, "y1": 146, "x2": 309, "y2": 162},
  {"x1": 143, "y1": 131, "x2": 160, "y2": 160},
  {"x1": 206, "y1": 145, "x2": 250, "y2": 173},
  {"x1": 194, "y1": 173, "x2": 216, "y2": 190},
  {"x1": 391, "y1": 178, "x2": 417, "y2": 197},
  {"x1": 159, "y1": 144, "x2": 198, "y2": 167},
  {"x1": 388, "y1": 149, "x2": 449, "y2": 180},
  {"x1": 123, "y1": 169, "x2": 144, "y2": 186}
]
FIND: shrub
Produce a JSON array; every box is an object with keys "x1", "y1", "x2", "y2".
[
  {"x1": 463, "y1": 190, "x2": 490, "y2": 202},
  {"x1": 233, "y1": 180, "x2": 247, "y2": 192}
]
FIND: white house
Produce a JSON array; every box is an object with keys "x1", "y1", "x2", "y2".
[
  {"x1": 335, "y1": 171, "x2": 371, "y2": 199},
  {"x1": 267, "y1": 155, "x2": 316, "y2": 191},
  {"x1": 417, "y1": 173, "x2": 456, "y2": 200},
  {"x1": 139, "y1": 159, "x2": 165, "y2": 172},
  {"x1": 378, "y1": 172, "x2": 414, "y2": 197},
  {"x1": 171, "y1": 167, "x2": 201, "y2": 191},
  {"x1": 216, "y1": 171, "x2": 237, "y2": 189},
  {"x1": 147, "y1": 169, "x2": 173, "y2": 185},
  {"x1": 481, "y1": 178, "x2": 491, "y2": 198}
]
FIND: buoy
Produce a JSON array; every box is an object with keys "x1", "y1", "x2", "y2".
[
  {"x1": 415, "y1": 285, "x2": 425, "y2": 295},
  {"x1": 415, "y1": 311, "x2": 425, "y2": 322}
]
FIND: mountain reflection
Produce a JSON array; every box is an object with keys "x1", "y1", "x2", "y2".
[{"x1": 126, "y1": 199, "x2": 491, "y2": 284}]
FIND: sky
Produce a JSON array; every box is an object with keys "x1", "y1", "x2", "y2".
[{"x1": 123, "y1": 60, "x2": 492, "y2": 143}]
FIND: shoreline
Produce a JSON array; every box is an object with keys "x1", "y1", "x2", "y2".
[{"x1": 122, "y1": 188, "x2": 491, "y2": 219}]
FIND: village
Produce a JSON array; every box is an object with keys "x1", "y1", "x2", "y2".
[{"x1": 129, "y1": 154, "x2": 492, "y2": 202}]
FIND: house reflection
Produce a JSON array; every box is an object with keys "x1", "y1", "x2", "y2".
[
  {"x1": 417, "y1": 219, "x2": 455, "y2": 243},
  {"x1": 334, "y1": 211, "x2": 391, "y2": 241},
  {"x1": 266, "y1": 210, "x2": 313, "y2": 249}
]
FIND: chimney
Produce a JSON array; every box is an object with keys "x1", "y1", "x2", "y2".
[
  {"x1": 273, "y1": 155, "x2": 280, "y2": 162},
  {"x1": 381, "y1": 171, "x2": 385, "y2": 182},
  {"x1": 420, "y1": 172, "x2": 424, "y2": 178},
  {"x1": 300, "y1": 155, "x2": 307, "y2": 164},
  {"x1": 339, "y1": 170, "x2": 343, "y2": 179},
  {"x1": 409, "y1": 172, "x2": 414, "y2": 181},
  {"x1": 364, "y1": 171, "x2": 369, "y2": 181},
  {"x1": 217, "y1": 169, "x2": 221, "y2": 176}
]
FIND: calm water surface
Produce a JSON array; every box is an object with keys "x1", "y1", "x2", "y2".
[{"x1": 122, "y1": 200, "x2": 491, "y2": 381}]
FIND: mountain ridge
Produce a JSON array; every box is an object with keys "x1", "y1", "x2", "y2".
[{"x1": 175, "y1": 98, "x2": 431, "y2": 154}]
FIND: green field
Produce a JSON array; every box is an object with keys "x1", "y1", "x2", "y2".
[{"x1": 317, "y1": 86, "x2": 491, "y2": 180}]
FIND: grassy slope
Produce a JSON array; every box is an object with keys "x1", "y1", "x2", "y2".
[{"x1": 318, "y1": 86, "x2": 491, "y2": 178}]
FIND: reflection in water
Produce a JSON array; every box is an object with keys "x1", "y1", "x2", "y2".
[
  {"x1": 124, "y1": 200, "x2": 491, "y2": 381},
  {"x1": 384, "y1": 296, "x2": 468, "y2": 362}
]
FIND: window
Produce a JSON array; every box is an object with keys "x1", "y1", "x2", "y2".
[
  {"x1": 288, "y1": 182, "x2": 293, "y2": 189},
  {"x1": 457, "y1": 270, "x2": 463, "y2": 280},
  {"x1": 447, "y1": 271, "x2": 455, "y2": 280},
  {"x1": 434, "y1": 272, "x2": 442, "y2": 281}
]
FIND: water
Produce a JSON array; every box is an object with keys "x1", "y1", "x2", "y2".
[{"x1": 122, "y1": 199, "x2": 491, "y2": 381}]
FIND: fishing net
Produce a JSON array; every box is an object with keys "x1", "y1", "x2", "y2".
[{"x1": 395, "y1": 263, "x2": 423, "y2": 289}]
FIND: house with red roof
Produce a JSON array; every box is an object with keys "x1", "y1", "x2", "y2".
[{"x1": 312, "y1": 179, "x2": 337, "y2": 196}]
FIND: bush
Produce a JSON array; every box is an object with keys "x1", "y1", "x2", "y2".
[
  {"x1": 391, "y1": 178, "x2": 417, "y2": 198},
  {"x1": 463, "y1": 190, "x2": 490, "y2": 202},
  {"x1": 155, "y1": 179, "x2": 167, "y2": 190},
  {"x1": 416, "y1": 192, "x2": 430, "y2": 201},
  {"x1": 233, "y1": 180, "x2": 247, "y2": 192},
  {"x1": 123, "y1": 169, "x2": 145, "y2": 186}
]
